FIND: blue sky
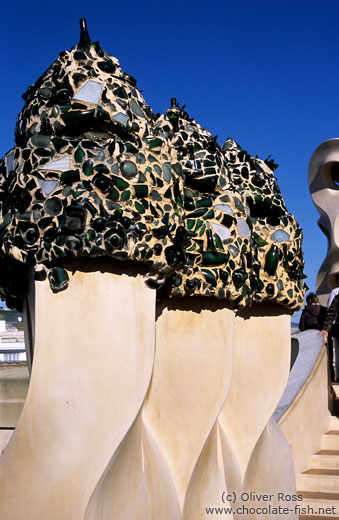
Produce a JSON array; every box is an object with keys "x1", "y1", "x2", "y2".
[{"x1": 1, "y1": 0, "x2": 339, "y2": 310}]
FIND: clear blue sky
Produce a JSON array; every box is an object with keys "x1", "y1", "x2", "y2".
[{"x1": 1, "y1": 0, "x2": 338, "y2": 308}]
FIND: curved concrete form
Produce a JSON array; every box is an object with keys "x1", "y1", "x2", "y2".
[
  {"x1": 0, "y1": 268, "x2": 297, "y2": 519},
  {"x1": 277, "y1": 330, "x2": 330, "y2": 475},
  {"x1": 274, "y1": 330, "x2": 324, "y2": 422},
  {"x1": 309, "y1": 139, "x2": 339, "y2": 304},
  {"x1": 0, "y1": 18, "x2": 305, "y2": 520}
]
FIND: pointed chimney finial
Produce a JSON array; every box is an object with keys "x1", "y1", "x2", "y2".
[{"x1": 79, "y1": 18, "x2": 91, "y2": 47}]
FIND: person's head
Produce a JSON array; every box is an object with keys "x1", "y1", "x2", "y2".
[
  {"x1": 306, "y1": 292, "x2": 319, "y2": 305},
  {"x1": 335, "y1": 273, "x2": 339, "y2": 286}
]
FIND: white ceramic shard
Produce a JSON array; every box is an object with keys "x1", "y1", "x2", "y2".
[
  {"x1": 40, "y1": 155, "x2": 70, "y2": 172},
  {"x1": 112, "y1": 112, "x2": 128, "y2": 126},
  {"x1": 237, "y1": 218, "x2": 251, "y2": 238},
  {"x1": 73, "y1": 80, "x2": 103, "y2": 105},
  {"x1": 38, "y1": 179, "x2": 59, "y2": 196},
  {"x1": 211, "y1": 221, "x2": 231, "y2": 240},
  {"x1": 272, "y1": 229, "x2": 290, "y2": 242},
  {"x1": 6, "y1": 151, "x2": 14, "y2": 176},
  {"x1": 214, "y1": 204, "x2": 234, "y2": 215}
]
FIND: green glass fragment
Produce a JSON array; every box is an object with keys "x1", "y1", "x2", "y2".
[
  {"x1": 125, "y1": 142, "x2": 139, "y2": 154},
  {"x1": 82, "y1": 160, "x2": 93, "y2": 177},
  {"x1": 134, "y1": 185, "x2": 148, "y2": 198},
  {"x1": 60, "y1": 105, "x2": 72, "y2": 114},
  {"x1": 213, "y1": 233, "x2": 224, "y2": 250},
  {"x1": 135, "y1": 202, "x2": 145, "y2": 214},
  {"x1": 48, "y1": 267, "x2": 69, "y2": 292},
  {"x1": 107, "y1": 188, "x2": 119, "y2": 201},
  {"x1": 264, "y1": 197, "x2": 272, "y2": 209},
  {"x1": 250, "y1": 274, "x2": 264, "y2": 292},
  {"x1": 75, "y1": 146, "x2": 85, "y2": 163},
  {"x1": 195, "y1": 219, "x2": 203, "y2": 230},
  {"x1": 203, "y1": 209, "x2": 215, "y2": 220},
  {"x1": 186, "y1": 208, "x2": 208, "y2": 219},
  {"x1": 172, "y1": 163, "x2": 182, "y2": 174},
  {"x1": 196, "y1": 197, "x2": 212, "y2": 208},
  {"x1": 253, "y1": 233, "x2": 268, "y2": 246},
  {"x1": 71, "y1": 190, "x2": 85, "y2": 198},
  {"x1": 34, "y1": 268, "x2": 47, "y2": 281},
  {"x1": 88, "y1": 229, "x2": 96, "y2": 241},
  {"x1": 242, "y1": 284, "x2": 251, "y2": 296},
  {"x1": 199, "y1": 224, "x2": 206, "y2": 236},
  {"x1": 15, "y1": 212, "x2": 31, "y2": 222},
  {"x1": 184, "y1": 197, "x2": 195, "y2": 210},
  {"x1": 81, "y1": 180, "x2": 91, "y2": 190},
  {"x1": 111, "y1": 175, "x2": 129, "y2": 191},
  {"x1": 163, "y1": 187, "x2": 172, "y2": 199},
  {"x1": 121, "y1": 160, "x2": 137, "y2": 178},
  {"x1": 264, "y1": 245, "x2": 279, "y2": 276},
  {"x1": 202, "y1": 250, "x2": 229, "y2": 266},
  {"x1": 232, "y1": 270, "x2": 246, "y2": 288},
  {"x1": 163, "y1": 162, "x2": 172, "y2": 182},
  {"x1": 60, "y1": 169, "x2": 80, "y2": 185},
  {"x1": 45, "y1": 197, "x2": 63, "y2": 216},
  {"x1": 52, "y1": 106, "x2": 60, "y2": 118},
  {"x1": 136, "y1": 153, "x2": 146, "y2": 164},
  {"x1": 22, "y1": 149, "x2": 31, "y2": 160},
  {"x1": 229, "y1": 245, "x2": 239, "y2": 258},
  {"x1": 219, "y1": 194, "x2": 230, "y2": 203},
  {"x1": 149, "y1": 138, "x2": 163, "y2": 149},
  {"x1": 82, "y1": 161, "x2": 93, "y2": 177},
  {"x1": 202, "y1": 269, "x2": 217, "y2": 287},
  {"x1": 150, "y1": 190, "x2": 161, "y2": 201},
  {"x1": 31, "y1": 135, "x2": 51, "y2": 147},
  {"x1": 221, "y1": 214, "x2": 234, "y2": 228},
  {"x1": 53, "y1": 245, "x2": 66, "y2": 257},
  {"x1": 233, "y1": 197, "x2": 244, "y2": 212}
]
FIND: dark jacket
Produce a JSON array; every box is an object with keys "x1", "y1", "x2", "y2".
[
  {"x1": 299, "y1": 304, "x2": 326, "y2": 331},
  {"x1": 323, "y1": 295, "x2": 339, "y2": 332}
]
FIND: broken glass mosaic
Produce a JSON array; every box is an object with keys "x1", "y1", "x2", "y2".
[{"x1": 0, "y1": 19, "x2": 306, "y2": 311}]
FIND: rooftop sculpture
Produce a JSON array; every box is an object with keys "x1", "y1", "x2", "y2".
[
  {"x1": 0, "y1": 20, "x2": 306, "y2": 520},
  {"x1": 309, "y1": 139, "x2": 339, "y2": 304},
  {"x1": 0, "y1": 19, "x2": 306, "y2": 310}
]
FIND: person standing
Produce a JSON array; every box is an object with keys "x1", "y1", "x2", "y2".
[
  {"x1": 299, "y1": 293, "x2": 326, "y2": 331},
  {"x1": 319, "y1": 292, "x2": 339, "y2": 381},
  {"x1": 327, "y1": 273, "x2": 339, "y2": 309}
]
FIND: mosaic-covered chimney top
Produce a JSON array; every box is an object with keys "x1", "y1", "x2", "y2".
[{"x1": 0, "y1": 19, "x2": 305, "y2": 310}]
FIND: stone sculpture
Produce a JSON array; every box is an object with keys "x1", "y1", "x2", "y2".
[
  {"x1": 309, "y1": 139, "x2": 339, "y2": 304},
  {"x1": 0, "y1": 19, "x2": 305, "y2": 311},
  {"x1": 0, "y1": 19, "x2": 305, "y2": 520}
]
